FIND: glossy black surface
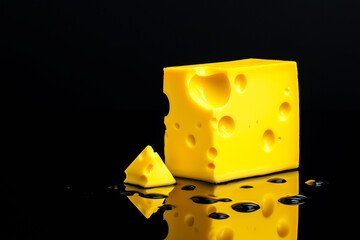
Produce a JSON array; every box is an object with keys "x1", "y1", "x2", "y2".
[
  {"x1": 2, "y1": 108, "x2": 355, "y2": 239},
  {"x1": 121, "y1": 171, "x2": 301, "y2": 238}
]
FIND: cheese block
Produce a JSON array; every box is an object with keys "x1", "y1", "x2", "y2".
[
  {"x1": 163, "y1": 58, "x2": 299, "y2": 183},
  {"x1": 164, "y1": 171, "x2": 299, "y2": 240},
  {"x1": 124, "y1": 145, "x2": 176, "y2": 188}
]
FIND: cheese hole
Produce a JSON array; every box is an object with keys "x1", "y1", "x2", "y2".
[
  {"x1": 185, "y1": 214, "x2": 195, "y2": 227},
  {"x1": 208, "y1": 162, "x2": 216, "y2": 169},
  {"x1": 262, "y1": 195, "x2": 275, "y2": 217},
  {"x1": 174, "y1": 122, "x2": 180, "y2": 129},
  {"x1": 208, "y1": 147, "x2": 218, "y2": 160},
  {"x1": 279, "y1": 102, "x2": 291, "y2": 121},
  {"x1": 196, "y1": 122, "x2": 202, "y2": 129},
  {"x1": 140, "y1": 175, "x2": 148, "y2": 182},
  {"x1": 216, "y1": 228, "x2": 234, "y2": 240},
  {"x1": 278, "y1": 136, "x2": 282, "y2": 142},
  {"x1": 277, "y1": 219, "x2": 290, "y2": 238},
  {"x1": 186, "y1": 135, "x2": 196, "y2": 147},
  {"x1": 263, "y1": 129, "x2": 275, "y2": 152},
  {"x1": 218, "y1": 116, "x2": 235, "y2": 137},
  {"x1": 188, "y1": 73, "x2": 231, "y2": 109},
  {"x1": 234, "y1": 74, "x2": 247, "y2": 93},
  {"x1": 145, "y1": 164, "x2": 153, "y2": 175}
]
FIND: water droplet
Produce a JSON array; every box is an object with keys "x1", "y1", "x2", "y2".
[
  {"x1": 141, "y1": 193, "x2": 168, "y2": 199},
  {"x1": 190, "y1": 196, "x2": 232, "y2": 204},
  {"x1": 278, "y1": 195, "x2": 308, "y2": 205},
  {"x1": 208, "y1": 212, "x2": 229, "y2": 219},
  {"x1": 231, "y1": 202, "x2": 260, "y2": 213},
  {"x1": 267, "y1": 178, "x2": 287, "y2": 183},
  {"x1": 120, "y1": 190, "x2": 136, "y2": 196},
  {"x1": 120, "y1": 191, "x2": 168, "y2": 199},
  {"x1": 158, "y1": 204, "x2": 176, "y2": 211},
  {"x1": 220, "y1": 198, "x2": 232, "y2": 202},
  {"x1": 240, "y1": 185, "x2": 254, "y2": 189},
  {"x1": 305, "y1": 179, "x2": 328, "y2": 187},
  {"x1": 107, "y1": 185, "x2": 119, "y2": 190},
  {"x1": 181, "y1": 185, "x2": 196, "y2": 191}
]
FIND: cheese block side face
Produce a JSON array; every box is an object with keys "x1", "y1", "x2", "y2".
[
  {"x1": 164, "y1": 59, "x2": 299, "y2": 183},
  {"x1": 124, "y1": 145, "x2": 176, "y2": 188}
]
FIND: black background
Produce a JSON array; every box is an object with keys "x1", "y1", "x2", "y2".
[{"x1": 1, "y1": 0, "x2": 359, "y2": 239}]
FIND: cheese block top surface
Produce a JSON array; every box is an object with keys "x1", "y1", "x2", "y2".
[{"x1": 165, "y1": 58, "x2": 292, "y2": 70}]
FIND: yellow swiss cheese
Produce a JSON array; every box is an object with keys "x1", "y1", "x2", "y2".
[
  {"x1": 164, "y1": 59, "x2": 299, "y2": 183},
  {"x1": 124, "y1": 145, "x2": 176, "y2": 188}
]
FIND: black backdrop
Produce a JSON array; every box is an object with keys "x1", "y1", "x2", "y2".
[
  {"x1": 1, "y1": 1, "x2": 359, "y2": 239},
  {"x1": 2, "y1": 1, "x2": 360, "y2": 111}
]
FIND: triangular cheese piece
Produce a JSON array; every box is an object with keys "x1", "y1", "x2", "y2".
[{"x1": 124, "y1": 145, "x2": 176, "y2": 188}]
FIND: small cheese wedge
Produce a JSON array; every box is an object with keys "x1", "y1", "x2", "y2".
[{"x1": 124, "y1": 145, "x2": 176, "y2": 188}]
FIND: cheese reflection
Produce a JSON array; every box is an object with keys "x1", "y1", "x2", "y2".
[
  {"x1": 124, "y1": 184, "x2": 175, "y2": 219},
  {"x1": 164, "y1": 171, "x2": 299, "y2": 240}
]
